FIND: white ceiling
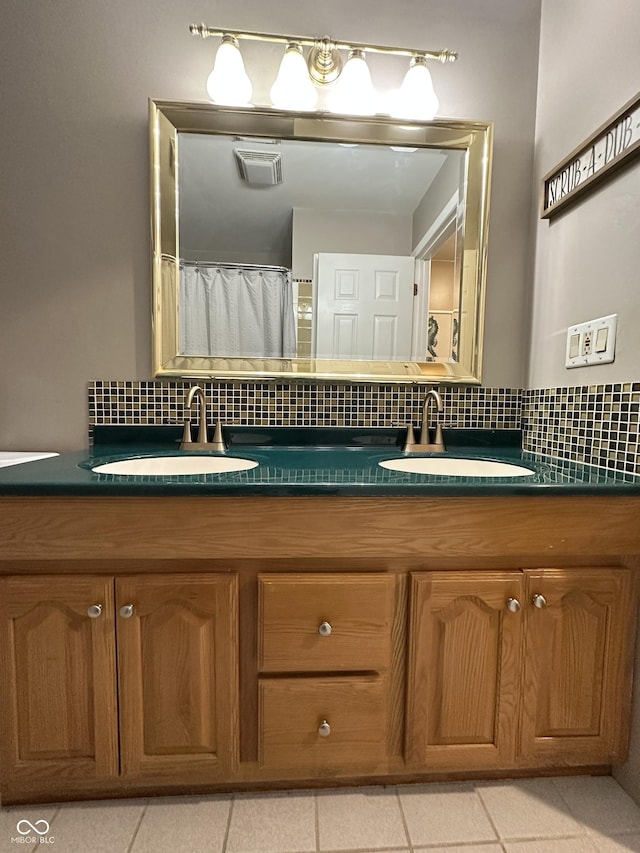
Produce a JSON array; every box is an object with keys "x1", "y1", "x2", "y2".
[{"x1": 178, "y1": 132, "x2": 451, "y2": 261}]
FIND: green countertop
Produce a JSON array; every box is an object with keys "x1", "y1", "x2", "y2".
[{"x1": 1, "y1": 427, "x2": 639, "y2": 497}]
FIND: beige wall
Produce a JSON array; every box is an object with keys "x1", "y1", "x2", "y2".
[
  {"x1": 292, "y1": 209, "x2": 413, "y2": 280},
  {"x1": 530, "y1": 0, "x2": 640, "y2": 805},
  {"x1": 411, "y1": 153, "x2": 464, "y2": 250},
  {"x1": 0, "y1": 0, "x2": 541, "y2": 451},
  {"x1": 528, "y1": 0, "x2": 640, "y2": 389}
]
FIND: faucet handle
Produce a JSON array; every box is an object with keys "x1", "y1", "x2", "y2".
[
  {"x1": 210, "y1": 420, "x2": 227, "y2": 452},
  {"x1": 180, "y1": 418, "x2": 193, "y2": 449},
  {"x1": 402, "y1": 423, "x2": 417, "y2": 453}
]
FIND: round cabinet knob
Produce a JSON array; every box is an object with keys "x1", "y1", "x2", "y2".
[
  {"x1": 318, "y1": 621, "x2": 332, "y2": 637},
  {"x1": 506, "y1": 597, "x2": 521, "y2": 613},
  {"x1": 119, "y1": 604, "x2": 135, "y2": 619},
  {"x1": 318, "y1": 720, "x2": 331, "y2": 737},
  {"x1": 87, "y1": 604, "x2": 103, "y2": 618},
  {"x1": 532, "y1": 594, "x2": 547, "y2": 609}
]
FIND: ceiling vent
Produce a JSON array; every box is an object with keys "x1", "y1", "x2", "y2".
[{"x1": 234, "y1": 149, "x2": 283, "y2": 186}]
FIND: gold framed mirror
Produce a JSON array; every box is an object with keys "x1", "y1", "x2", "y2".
[{"x1": 151, "y1": 100, "x2": 492, "y2": 383}]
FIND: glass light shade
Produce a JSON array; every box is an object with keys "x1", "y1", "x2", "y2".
[
  {"x1": 270, "y1": 43, "x2": 318, "y2": 111},
  {"x1": 206, "y1": 36, "x2": 253, "y2": 106},
  {"x1": 391, "y1": 58, "x2": 439, "y2": 120},
  {"x1": 329, "y1": 50, "x2": 377, "y2": 116}
]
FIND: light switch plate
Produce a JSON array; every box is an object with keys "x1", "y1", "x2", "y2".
[{"x1": 565, "y1": 314, "x2": 617, "y2": 368}]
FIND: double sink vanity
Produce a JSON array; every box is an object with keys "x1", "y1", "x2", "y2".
[
  {"x1": 1, "y1": 410, "x2": 640, "y2": 805},
  {"x1": 1, "y1": 95, "x2": 639, "y2": 805}
]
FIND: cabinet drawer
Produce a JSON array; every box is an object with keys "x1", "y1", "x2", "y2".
[
  {"x1": 258, "y1": 573, "x2": 393, "y2": 672},
  {"x1": 259, "y1": 676, "x2": 387, "y2": 770}
]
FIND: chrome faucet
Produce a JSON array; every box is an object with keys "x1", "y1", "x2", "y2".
[
  {"x1": 179, "y1": 386, "x2": 227, "y2": 451},
  {"x1": 403, "y1": 388, "x2": 447, "y2": 453}
]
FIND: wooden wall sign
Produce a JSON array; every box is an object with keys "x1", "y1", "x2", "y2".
[{"x1": 541, "y1": 90, "x2": 640, "y2": 219}]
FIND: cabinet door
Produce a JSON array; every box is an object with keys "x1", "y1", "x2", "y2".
[
  {"x1": 407, "y1": 571, "x2": 524, "y2": 770},
  {"x1": 116, "y1": 573, "x2": 238, "y2": 782},
  {"x1": 520, "y1": 568, "x2": 637, "y2": 764},
  {"x1": 0, "y1": 576, "x2": 119, "y2": 796}
]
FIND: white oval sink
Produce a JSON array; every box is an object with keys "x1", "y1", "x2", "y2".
[
  {"x1": 92, "y1": 456, "x2": 258, "y2": 476},
  {"x1": 379, "y1": 457, "x2": 535, "y2": 478}
]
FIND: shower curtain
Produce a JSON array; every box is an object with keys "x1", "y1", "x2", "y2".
[{"x1": 179, "y1": 265, "x2": 297, "y2": 358}]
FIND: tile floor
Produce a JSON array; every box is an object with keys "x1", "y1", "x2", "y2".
[{"x1": 2, "y1": 775, "x2": 640, "y2": 853}]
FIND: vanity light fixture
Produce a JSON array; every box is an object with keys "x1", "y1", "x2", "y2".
[
  {"x1": 205, "y1": 34, "x2": 252, "y2": 106},
  {"x1": 329, "y1": 49, "x2": 377, "y2": 115},
  {"x1": 190, "y1": 23, "x2": 457, "y2": 117},
  {"x1": 390, "y1": 56, "x2": 439, "y2": 120},
  {"x1": 270, "y1": 42, "x2": 318, "y2": 111}
]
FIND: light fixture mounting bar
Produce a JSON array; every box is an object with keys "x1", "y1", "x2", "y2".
[{"x1": 189, "y1": 23, "x2": 458, "y2": 64}]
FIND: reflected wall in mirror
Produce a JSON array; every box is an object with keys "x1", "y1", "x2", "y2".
[{"x1": 151, "y1": 101, "x2": 493, "y2": 383}]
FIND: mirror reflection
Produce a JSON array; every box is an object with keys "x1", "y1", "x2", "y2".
[
  {"x1": 178, "y1": 134, "x2": 464, "y2": 364},
  {"x1": 151, "y1": 102, "x2": 492, "y2": 383}
]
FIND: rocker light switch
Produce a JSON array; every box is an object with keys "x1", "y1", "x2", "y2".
[
  {"x1": 595, "y1": 327, "x2": 609, "y2": 353},
  {"x1": 568, "y1": 333, "x2": 580, "y2": 359}
]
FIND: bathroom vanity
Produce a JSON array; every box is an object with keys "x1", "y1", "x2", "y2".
[{"x1": 0, "y1": 433, "x2": 639, "y2": 804}]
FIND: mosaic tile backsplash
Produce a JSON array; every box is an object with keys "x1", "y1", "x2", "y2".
[
  {"x1": 523, "y1": 383, "x2": 640, "y2": 475},
  {"x1": 88, "y1": 382, "x2": 521, "y2": 433},
  {"x1": 88, "y1": 380, "x2": 640, "y2": 475}
]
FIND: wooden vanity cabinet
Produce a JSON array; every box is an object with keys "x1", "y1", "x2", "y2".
[
  {"x1": 407, "y1": 567, "x2": 637, "y2": 773},
  {"x1": 1, "y1": 494, "x2": 640, "y2": 804},
  {"x1": 257, "y1": 573, "x2": 395, "y2": 773},
  {"x1": 0, "y1": 573, "x2": 238, "y2": 798}
]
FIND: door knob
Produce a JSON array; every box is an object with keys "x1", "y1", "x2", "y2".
[
  {"x1": 87, "y1": 604, "x2": 103, "y2": 618},
  {"x1": 532, "y1": 594, "x2": 547, "y2": 609},
  {"x1": 506, "y1": 597, "x2": 521, "y2": 612},
  {"x1": 318, "y1": 621, "x2": 332, "y2": 636},
  {"x1": 119, "y1": 604, "x2": 135, "y2": 619}
]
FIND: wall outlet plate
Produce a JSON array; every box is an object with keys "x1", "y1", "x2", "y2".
[{"x1": 565, "y1": 314, "x2": 617, "y2": 368}]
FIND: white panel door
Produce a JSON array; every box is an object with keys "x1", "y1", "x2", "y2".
[{"x1": 313, "y1": 253, "x2": 416, "y2": 360}]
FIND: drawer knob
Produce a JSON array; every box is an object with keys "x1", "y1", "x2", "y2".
[
  {"x1": 318, "y1": 719, "x2": 331, "y2": 737},
  {"x1": 506, "y1": 597, "x2": 521, "y2": 613},
  {"x1": 318, "y1": 621, "x2": 332, "y2": 637},
  {"x1": 532, "y1": 594, "x2": 547, "y2": 609},
  {"x1": 87, "y1": 604, "x2": 103, "y2": 618},
  {"x1": 119, "y1": 604, "x2": 135, "y2": 619}
]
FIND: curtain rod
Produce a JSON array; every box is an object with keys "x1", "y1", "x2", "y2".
[{"x1": 180, "y1": 260, "x2": 291, "y2": 273}]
